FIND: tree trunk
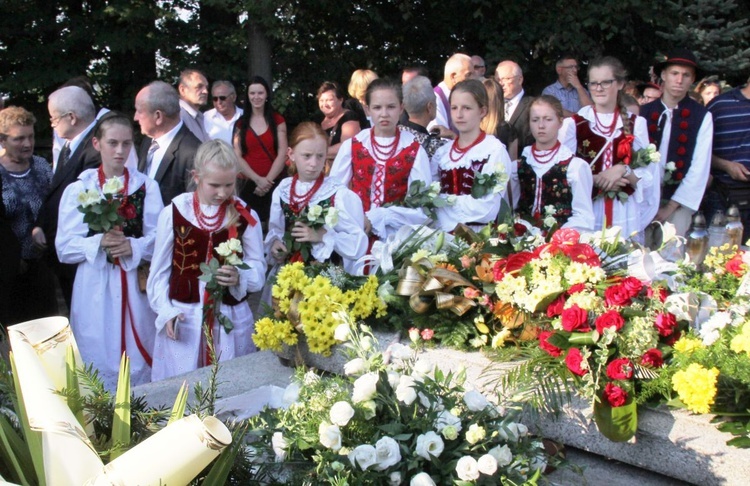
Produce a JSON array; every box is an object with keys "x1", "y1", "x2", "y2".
[{"x1": 248, "y1": 21, "x2": 272, "y2": 84}]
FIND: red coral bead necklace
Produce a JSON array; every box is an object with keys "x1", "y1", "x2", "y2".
[
  {"x1": 531, "y1": 141, "x2": 561, "y2": 164},
  {"x1": 370, "y1": 129, "x2": 400, "y2": 162},
  {"x1": 289, "y1": 173, "x2": 325, "y2": 213},
  {"x1": 449, "y1": 131, "x2": 486, "y2": 162},
  {"x1": 192, "y1": 191, "x2": 227, "y2": 232}
]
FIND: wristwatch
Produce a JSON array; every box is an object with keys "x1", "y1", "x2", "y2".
[{"x1": 622, "y1": 164, "x2": 633, "y2": 177}]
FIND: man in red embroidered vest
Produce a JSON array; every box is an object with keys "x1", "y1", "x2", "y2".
[{"x1": 640, "y1": 48, "x2": 713, "y2": 243}]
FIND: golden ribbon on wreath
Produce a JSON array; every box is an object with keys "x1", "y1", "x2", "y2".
[{"x1": 395, "y1": 258, "x2": 477, "y2": 316}]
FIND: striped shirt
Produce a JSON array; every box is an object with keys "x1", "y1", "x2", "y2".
[{"x1": 708, "y1": 86, "x2": 750, "y2": 184}]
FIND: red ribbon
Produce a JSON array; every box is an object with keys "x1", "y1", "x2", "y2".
[
  {"x1": 233, "y1": 198, "x2": 257, "y2": 227},
  {"x1": 616, "y1": 134, "x2": 635, "y2": 166},
  {"x1": 119, "y1": 264, "x2": 153, "y2": 367}
]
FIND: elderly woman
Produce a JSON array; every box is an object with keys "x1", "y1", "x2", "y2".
[
  {"x1": 318, "y1": 81, "x2": 361, "y2": 164},
  {"x1": 0, "y1": 106, "x2": 56, "y2": 324}
]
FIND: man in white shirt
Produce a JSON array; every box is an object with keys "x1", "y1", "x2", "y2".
[
  {"x1": 495, "y1": 60, "x2": 534, "y2": 148},
  {"x1": 431, "y1": 53, "x2": 473, "y2": 134},
  {"x1": 178, "y1": 69, "x2": 210, "y2": 143},
  {"x1": 203, "y1": 80, "x2": 243, "y2": 146}
]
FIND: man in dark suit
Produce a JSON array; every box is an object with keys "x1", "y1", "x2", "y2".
[
  {"x1": 495, "y1": 60, "x2": 535, "y2": 150},
  {"x1": 38, "y1": 86, "x2": 101, "y2": 308},
  {"x1": 134, "y1": 81, "x2": 200, "y2": 205}
]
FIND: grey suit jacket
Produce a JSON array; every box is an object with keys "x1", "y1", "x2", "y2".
[
  {"x1": 139, "y1": 125, "x2": 201, "y2": 205},
  {"x1": 508, "y1": 96, "x2": 535, "y2": 150}
]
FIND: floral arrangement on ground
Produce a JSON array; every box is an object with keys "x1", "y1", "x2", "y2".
[{"x1": 248, "y1": 317, "x2": 560, "y2": 485}]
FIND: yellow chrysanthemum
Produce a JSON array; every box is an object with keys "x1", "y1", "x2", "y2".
[
  {"x1": 730, "y1": 323, "x2": 750, "y2": 356},
  {"x1": 252, "y1": 317, "x2": 298, "y2": 352},
  {"x1": 673, "y1": 336, "x2": 704, "y2": 355},
  {"x1": 672, "y1": 363, "x2": 719, "y2": 414}
]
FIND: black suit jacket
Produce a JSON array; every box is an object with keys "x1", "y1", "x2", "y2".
[
  {"x1": 508, "y1": 96, "x2": 535, "y2": 150},
  {"x1": 40, "y1": 127, "x2": 101, "y2": 244},
  {"x1": 138, "y1": 124, "x2": 201, "y2": 206}
]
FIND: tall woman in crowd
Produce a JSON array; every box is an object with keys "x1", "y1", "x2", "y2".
[
  {"x1": 0, "y1": 106, "x2": 56, "y2": 324},
  {"x1": 233, "y1": 76, "x2": 287, "y2": 223},
  {"x1": 480, "y1": 78, "x2": 518, "y2": 160},
  {"x1": 431, "y1": 79, "x2": 512, "y2": 232},
  {"x1": 559, "y1": 56, "x2": 656, "y2": 241},
  {"x1": 148, "y1": 140, "x2": 266, "y2": 381},
  {"x1": 510, "y1": 96, "x2": 594, "y2": 230},
  {"x1": 329, "y1": 78, "x2": 431, "y2": 243},
  {"x1": 266, "y1": 122, "x2": 367, "y2": 274},
  {"x1": 318, "y1": 81, "x2": 361, "y2": 165},
  {"x1": 57, "y1": 113, "x2": 163, "y2": 389}
]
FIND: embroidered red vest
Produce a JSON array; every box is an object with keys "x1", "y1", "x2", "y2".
[
  {"x1": 517, "y1": 156, "x2": 574, "y2": 227},
  {"x1": 350, "y1": 138, "x2": 420, "y2": 212},
  {"x1": 168, "y1": 206, "x2": 248, "y2": 305},
  {"x1": 572, "y1": 113, "x2": 636, "y2": 197},
  {"x1": 439, "y1": 159, "x2": 488, "y2": 195}
]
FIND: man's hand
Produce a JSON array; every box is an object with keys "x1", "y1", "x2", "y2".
[
  {"x1": 724, "y1": 161, "x2": 750, "y2": 182},
  {"x1": 31, "y1": 227, "x2": 47, "y2": 250}
]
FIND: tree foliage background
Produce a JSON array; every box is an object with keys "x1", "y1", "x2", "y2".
[{"x1": 1, "y1": 0, "x2": 748, "y2": 145}]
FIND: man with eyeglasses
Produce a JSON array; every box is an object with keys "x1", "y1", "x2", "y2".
[
  {"x1": 542, "y1": 54, "x2": 593, "y2": 117},
  {"x1": 41, "y1": 86, "x2": 101, "y2": 308},
  {"x1": 203, "y1": 80, "x2": 243, "y2": 146},
  {"x1": 471, "y1": 55, "x2": 486, "y2": 78},
  {"x1": 495, "y1": 60, "x2": 534, "y2": 148},
  {"x1": 178, "y1": 68, "x2": 210, "y2": 142}
]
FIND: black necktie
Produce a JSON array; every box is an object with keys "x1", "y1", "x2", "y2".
[{"x1": 57, "y1": 142, "x2": 71, "y2": 173}]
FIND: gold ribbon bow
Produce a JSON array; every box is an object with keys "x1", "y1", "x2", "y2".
[{"x1": 396, "y1": 258, "x2": 478, "y2": 316}]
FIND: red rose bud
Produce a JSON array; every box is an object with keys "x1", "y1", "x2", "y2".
[
  {"x1": 561, "y1": 305, "x2": 590, "y2": 332},
  {"x1": 606, "y1": 357, "x2": 634, "y2": 380},
  {"x1": 565, "y1": 348, "x2": 588, "y2": 376},
  {"x1": 514, "y1": 222, "x2": 528, "y2": 236},
  {"x1": 654, "y1": 312, "x2": 677, "y2": 337},
  {"x1": 546, "y1": 294, "x2": 566, "y2": 318},
  {"x1": 604, "y1": 284, "x2": 632, "y2": 307},
  {"x1": 679, "y1": 121, "x2": 688, "y2": 130},
  {"x1": 567, "y1": 283, "x2": 587, "y2": 295},
  {"x1": 681, "y1": 108, "x2": 690, "y2": 118},
  {"x1": 641, "y1": 348, "x2": 664, "y2": 368},
  {"x1": 603, "y1": 382, "x2": 628, "y2": 407},
  {"x1": 595, "y1": 309, "x2": 625, "y2": 334},
  {"x1": 621, "y1": 276, "x2": 643, "y2": 298},
  {"x1": 539, "y1": 330, "x2": 563, "y2": 357}
]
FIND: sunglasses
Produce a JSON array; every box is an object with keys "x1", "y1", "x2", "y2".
[{"x1": 213, "y1": 95, "x2": 229, "y2": 102}]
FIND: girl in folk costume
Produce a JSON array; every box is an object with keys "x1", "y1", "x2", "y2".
[
  {"x1": 266, "y1": 122, "x2": 367, "y2": 274},
  {"x1": 329, "y1": 78, "x2": 432, "y2": 243},
  {"x1": 510, "y1": 96, "x2": 594, "y2": 231},
  {"x1": 559, "y1": 56, "x2": 657, "y2": 241},
  {"x1": 148, "y1": 140, "x2": 266, "y2": 381},
  {"x1": 56, "y1": 113, "x2": 163, "y2": 390},
  {"x1": 432, "y1": 79, "x2": 512, "y2": 232}
]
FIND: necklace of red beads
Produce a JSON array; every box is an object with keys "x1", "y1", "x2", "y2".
[
  {"x1": 593, "y1": 108, "x2": 618, "y2": 136},
  {"x1": 98, "y1": 165, "x2": 129, "y2": 204},
  {"x1": 192, "y1": 191, "x2": 228, "y2": 232},
  {"x1": 531, "y1": 141, "x2": 561, "y2": 164},
  {"x1": 289, "y1": 173, "x2": 325, "y2": 213},
  {"x1": 449, "y1": 132, "x2": 486, "y2": 162},
  {"x1": 370, "y1": 129, "x2": 400, "y2": 162}
]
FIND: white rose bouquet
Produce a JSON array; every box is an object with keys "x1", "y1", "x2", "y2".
[
  {"x1": 282, "y1": 200, "x2": 338, "y2": 262},
  {"x1": 248, "y1": 317, "x2": 554, "y2": 484},
  {"x1": 198, "y1": 237, "x2": 249, "y2": 333},
  {"x1": 76, "y1": 176, "x2": 136, "y2": 233}
]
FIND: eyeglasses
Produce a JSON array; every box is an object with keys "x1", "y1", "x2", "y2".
[
  {"x1": 49, "y1": 112, "x2": 72, "y2": 127},
  {"x1": 497, "y1": 76, "x2": 519, "y2": 83},
  {"x1": 213, "y1": 95, "x2": 229, "y2": 102},
  {"x1": 561, "y1": 64, "x2": 579, "y2": 70},
  {"x1": 474, "y1": 65, "x2": 485, "y2": 69},
  {"x1": 588, "y1": 79, "x2": 616, "y2": 90}
]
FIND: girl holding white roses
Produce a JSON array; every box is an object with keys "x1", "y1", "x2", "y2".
[
  {"x1": 56, "y1": 113, "x2": 163, "y2": 390},
  {"x1": 430, "y1": 79, "x2": 512, "y2": 232},
  {"x1": 265, "y1": 122, "x2": 367, "y2": 273},
  {"x1": 147, "y1": 139, "x2": 266, "y2": 380}
]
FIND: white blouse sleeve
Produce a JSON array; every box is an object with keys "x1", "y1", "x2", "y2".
[
  {"x1": 328, "y1": 138, "x2": 354, "y2": 187},
  {"x1": 229, "y1": 209, "x2": 268, "y2": 301},
  {"x1": 563, "y1": 157, "x2": 595, "y2": 232},
  {"x1": 367, "y1": 145, "x2": 433, "y2": 239},
  {"x1": 629, "y1": 116, "x2": 656, "y2": 206},
  {"x1": 264, "y1": 185, "x2": 285, "y2": 264},
  {"x1": 120, "y1": 178, "x2": 164, "y2": 271},
  {"x1": 312, "y1": 187, "x2": 368, "y2": 263},
  {"x1": 510, "y1": 158, "x2": 521, "y2": 210},
  {"x1": 56, "y1": 181, "x2": 106, "y2": 267},
  {"x1": 559, "y1": 117, "x2": 578, "y2": 153},
  {"x1": 147, "y1": 205, "x2": 182, "y2": 333}
]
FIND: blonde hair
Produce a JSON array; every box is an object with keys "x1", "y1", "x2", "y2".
[
  {"x1": 479, "y1": 78, "x2": 504, "y2": 136},
  {"x1": 0, "y1": 106, "x2": 36, "y2": 138},
  {"x1": 348, "y1": 69, "x2": 379, "y2": 102},
  {"x1": 193, "y1": 139, "x2": 240, "y2": 227}
]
